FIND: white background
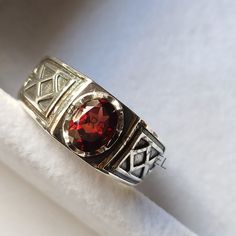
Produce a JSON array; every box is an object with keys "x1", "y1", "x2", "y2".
[
  {"x1": 0, "y1": 1, "x2": 236, "y2": 235},
  {"x1": 0, "y1": 163, "x2": 98, "y2": 236}
]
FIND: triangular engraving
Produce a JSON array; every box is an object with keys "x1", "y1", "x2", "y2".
[
  {"x1": 134, "y1": 138, "x2": 149, "y2": 150},
  {"x1": 41, "y1": 65, "x2": 55, "y2": 78},
  {"x1": 120, "y1": 156, "x2": 130, "y2": 171},
  {"x1": 149, "y1": 162, "x2": 156, "y2": 171},
  {"x1": 132, "y1": 167, "x2": 144, "y2": 178},
  {"x1": 38, "y1": 98, "x2": 53, "y2": 111},
  {"x1": 25, "y1": 84, "x2": 37, "y2": 100},
  {"x1": 57, "y1": 75, "x2": 69, "y2": 91},
  {"x1": 150, "y1": 146, "x2": 159, "y2": 159}
]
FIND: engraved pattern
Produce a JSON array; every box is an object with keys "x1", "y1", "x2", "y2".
[
  {"x1": 19, "y1": 57, "x2": 165, "y2": 185},
  {"x1": 23, "y1": 61, "x2": 75, "y2": 117},
  {"x1": 116, "y1": 132, "x2": 164, "y2": 183}
]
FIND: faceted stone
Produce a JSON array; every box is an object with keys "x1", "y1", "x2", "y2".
[{"x1": 68, "y1": 99, "x2": 118, "y2": 153}]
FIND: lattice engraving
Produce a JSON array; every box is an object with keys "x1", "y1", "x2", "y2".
[
  {"x1": 116, "y1": 132, "x2": 164, "y2": 183},
  {"x1": 23, "y1": 61, "x2": 75, "y2": 117}
]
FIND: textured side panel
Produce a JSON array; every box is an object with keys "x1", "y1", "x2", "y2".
[
  {"x1": 114, "y1": 128, "x2": 165, "y2": 184},
  {"x1": 20, "y1": 58, "x2": 87, "y2": 128}
]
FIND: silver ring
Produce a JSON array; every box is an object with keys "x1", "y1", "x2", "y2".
[{"x1": 18, "y1": 57, "x2": 165, "y2": 185}]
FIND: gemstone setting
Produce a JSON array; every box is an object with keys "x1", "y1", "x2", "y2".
[{"x1": 63, "y1": 92, "x2": 124, "y2": 157}]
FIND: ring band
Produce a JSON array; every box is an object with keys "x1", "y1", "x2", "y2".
[{"x1": 18, "y1": 57, "x2": 165, "y2": 185}]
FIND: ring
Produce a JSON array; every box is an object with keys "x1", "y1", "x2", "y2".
[{"x1": 18, "y1": 57, "x2": 165, "y2": 185}]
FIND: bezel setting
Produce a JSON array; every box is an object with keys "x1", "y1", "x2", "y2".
[
  {"x1": 62, "y1": 91, "x2": 124, "y2": 157},
  {"x1": 19, "y1": 57, "x2": 166, "y2": 185}
]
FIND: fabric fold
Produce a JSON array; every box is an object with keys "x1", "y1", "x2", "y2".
[{"x1": 0, "y1": 89, "x2": 196, "y2": 236}]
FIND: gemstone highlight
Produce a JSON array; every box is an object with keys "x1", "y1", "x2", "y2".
[{"x1": 67, "y1": 98, "x2": 118, "y2": 153}]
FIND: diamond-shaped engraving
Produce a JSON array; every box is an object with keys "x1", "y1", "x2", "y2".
[
  {"x1": 40, "y1": 79, "x2": 53, "y2": 96},
  {"x1": 134, "y1": 152, "x2": 146, "y2": 167}
]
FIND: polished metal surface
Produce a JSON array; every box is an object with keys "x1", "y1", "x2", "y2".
[{"x1": 18, "y1": 57, "x2": 165, "y2": 185}]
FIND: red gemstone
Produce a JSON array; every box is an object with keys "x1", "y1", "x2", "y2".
[{"x1": 68, "y1": 99, "x2": 118, "y2": 152}]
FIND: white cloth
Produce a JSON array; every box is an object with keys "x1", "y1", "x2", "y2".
[
  {"x1": 0, "y1": 1, "x2": 236, "y2": 235},
  {"x1": 0, "y1": 162, "x2": 99, "y2": 236},
  {"x1": 0, "y1": 89, "x2": 195, "y2": 236}
]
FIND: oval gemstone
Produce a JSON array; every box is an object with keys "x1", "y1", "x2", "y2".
[{"x1": 68, "y1": 98, "x2": 118, "y2": 153}]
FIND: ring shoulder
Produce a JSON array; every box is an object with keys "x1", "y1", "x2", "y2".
[
  {"x1": 18, "y1": 57, "x2": 90, "y2": 130},
  {"x1": 104, "y1": 121, "x2": 165, "y2": 185}
]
